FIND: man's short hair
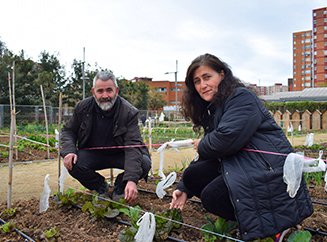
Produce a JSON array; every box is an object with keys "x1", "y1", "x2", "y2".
[{"x1": 93, "y1": 71, "x2": 118, "y2": 87}]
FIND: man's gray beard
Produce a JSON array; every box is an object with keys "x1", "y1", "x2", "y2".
[{"x1": 94, "y1": 95, "x2": 117, "y2": 111}]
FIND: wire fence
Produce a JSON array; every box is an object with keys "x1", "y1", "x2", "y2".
[{"x1": 0, "y1": 104, "x2": 188, "y2": 128}]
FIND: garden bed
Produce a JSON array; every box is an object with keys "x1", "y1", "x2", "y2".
[
  {"x1": 0, "y1": 135, "x2": 327, "y2": 241},
  {"x1": 0, "y1": 172, "x2": 326, "y2": 242}
]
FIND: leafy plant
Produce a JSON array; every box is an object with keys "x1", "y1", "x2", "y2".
[
  {"x1": 287, "y1": 230, "x2": 311, "y2": 242},
  {"x1": 53, "y1": 188, "x2": 93, "y2": 207},
  {"x1": 118, "y1": 207, "x2": 183, "y2": 242},
  {"x1": 4, "y1": 207, "x2": 19, "y2": 217},
  {"x1": 41, "y1": 227, "x2": 60, "y2": 242},
  {"x1": 0, "y1": 221, "x2": 16, "y2": 233},
  {"x1": 119, "y1": 205, "x2": 143, "y2": 228},
  {"x1": 201, "y1": 215, "x2": 237, "y2": 242},
  {"x1": 81, "y1": 195, "x2": 120, "y2": 221},
  {"x1": 314, "y1": 171, "x2": 323, "y2": 187},
  {"x1": 153, "y1": 207, "x2": 183, "y2": 241},
  {"x1": 2, "y1": 151, "x2": 8, "y2": 158}
]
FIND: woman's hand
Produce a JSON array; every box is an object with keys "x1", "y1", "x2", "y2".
[
  {"x1": 170, "y1": 190, "x2": 188, "y2": 211},
  {"x1": 191, "y1": 138, "x2": 202, "y2": 152}
]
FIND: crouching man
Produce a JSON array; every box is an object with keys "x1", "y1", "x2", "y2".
[{"x1": 60, "y1": 71, "x2": 151, "y2": 203}]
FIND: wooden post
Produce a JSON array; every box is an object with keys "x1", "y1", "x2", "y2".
[
  {"x1": 40, "y1": 85, "x2": 50, "y2": 159},
  {"x1": 12, "y1": 61, "x2": 18, "y2": 160},
  {"x1": 7, "y1": 72, "x2": 14, "y2": 209},
  {"x1": 57, "y1": 92, "x2": 62, "y2": 192},
  {"x1": 148, "y1": 117, "x2": 153, "y2": 176}
]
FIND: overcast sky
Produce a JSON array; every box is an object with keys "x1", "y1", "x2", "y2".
[{"x1": 1, "y1": 0, "x2": 326, "y2": 86}]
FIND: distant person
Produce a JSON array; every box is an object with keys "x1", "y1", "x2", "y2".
[
  {"x1": 61, "y1": 71, "x2": 151, "y2": 203},
  {"x1": 170, "y1": 54, "x2": 313, "y2": 241},
  {"x1": 141, "y1": 114, "x2": 146, "y2": 126}
]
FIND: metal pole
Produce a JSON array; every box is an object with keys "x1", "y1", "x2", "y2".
[
  {"x1": 82, "y1": 47, "x2": 85, "y2": 100},
  {"x1": 58, "y1": 92, "x2": 62, "y2": 192},
  {"x1": 175, "y1": 60, "x2": 178, "y2": 120}
]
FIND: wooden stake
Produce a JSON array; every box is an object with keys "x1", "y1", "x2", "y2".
[
  {"x1": 148, "y1": 117, "x2": 153, "y2": 177},
  {"x1": 12, "y1": 61, "x2": 18, "y2": 160},
  {"x1": 7, "y1": 72, "x2": 14, "y2": 209},
  {"x1": 57, "y1": 92, "x2": 62, "y2": 192},
  {"x1": 40, "y1": 85, "x2": 50, "y2": 159}
]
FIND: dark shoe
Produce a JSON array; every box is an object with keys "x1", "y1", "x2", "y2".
[
  {"x1": 112, "y1": 173, "x2": 126, "y2": 201},
  {"x1": 96, "y1": 180, "x2": 110, "y2": 200}
]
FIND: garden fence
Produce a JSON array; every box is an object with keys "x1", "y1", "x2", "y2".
[{"x1": 1, "y1": 104, "x2": 327, "y2": 131}]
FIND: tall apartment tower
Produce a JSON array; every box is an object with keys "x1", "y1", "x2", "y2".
[
  {"x1": 292, "y1": 30, "x2": 314, "y2": 91},
  {"x1": 292, "y1": 7, "x2": 327, "y2": 91},
  {"x1": 313, "y1": 7, "x2": 327, "y2": 87}
]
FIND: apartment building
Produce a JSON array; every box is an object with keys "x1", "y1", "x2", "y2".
[
  {"x1": 130, "y1": 77, "x2": 185, "y2": 107},
  {"x1": 293, "y1": 30, "x2": 314, "y2": 91},
  {"x1": 249, "y1": 83, "x2": 287, "y2": 95},
  {"x1": 313, "y1": 7, "x2": 327, "y2": 86},
  {"x1": 292, "y1": 7, "x2": 327, "y2": 91}
]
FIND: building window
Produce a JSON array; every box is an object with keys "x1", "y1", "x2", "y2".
[
  {"x1": 294, "y1": 72, "x2": 296, "y2": 75},
  {"x1": 314, "y1": 20, "x2": 316, "y2": 24},
  {"x1": 294, "y1": 41, "x2": 296, "y2": 44},
  {"x1": 294, "y1": 53, "x2": 296, "y2": 56},
  {"x1": 294, "y1": 65, "x2": 296, "y2": 69},
  {"x1": 313, "y1": 12, "x2": 316, "y2": 16},
  {"x1": 325, "y1": 18, "x2": 327, "y2": 22},
  {"x1": 157, "y1": 87, "x2": 167, "y2": 93},
  {"x1": 314, "y1": 28, "x2": 317, "y2": 32},
  {"x1": 325, "y1": 26, "x2": 327, "y2": 30}
]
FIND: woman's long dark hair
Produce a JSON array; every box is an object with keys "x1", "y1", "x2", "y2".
[{"x1": 181, "y1": 53, "x2": 245, "y2": 132}]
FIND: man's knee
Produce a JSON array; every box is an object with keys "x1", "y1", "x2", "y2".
[{"x1": 141, "y1": 155, "x2": 152, "y2": 179}]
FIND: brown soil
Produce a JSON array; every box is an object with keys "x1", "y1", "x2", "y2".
[{"x1": 0, "y1": 134, "x2": 327, "y2": 241}]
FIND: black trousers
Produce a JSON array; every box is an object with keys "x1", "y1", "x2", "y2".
[
  {"x1": 182, "y1": 159, "x2": 236, "y2": 221},
  {"x1": 68, "y1": 149, "x2": 151, "y2": 191}
]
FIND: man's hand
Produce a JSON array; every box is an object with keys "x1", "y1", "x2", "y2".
[
  {"x1": 63, "y1": 153, "x2": 77, "y2": 170},
  {"x1": 125, "y1": 181, "x2": 138, "y2": 203},
  {"x1": 170, "y1": 190, "x2": 188, "y2": 210}
]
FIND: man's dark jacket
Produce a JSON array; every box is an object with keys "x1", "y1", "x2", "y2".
[
  {"x1": 194, "y1": 88, "x2": 312, "y2": 241},
  {"x1": 60, "y1": 96, "x2": 150, "y2": 184}
]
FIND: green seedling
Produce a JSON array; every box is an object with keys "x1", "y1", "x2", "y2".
[
  {"x1": 41, "y1": 227, "x2": 60, "y2": 242},
  {"x1": 81, "y1": 195, "x2": 120, "y2": 221},
  {"x1": 2, "y1": 151, "x2": 8, "y2": 158},
  {"x1": 4, "y1": 207, "x2": 19, "y2": 217},
  {"x1": 119, "y1": 207, "x2": 182, "y2": 242},
  {"x1": 0, "y1": 221, "x2": 16, "y2": 233},
  {"x1": 201, "y1": 215, "x2": 237, "y2": 242},
  {"x1": 287, "y1": 230, "x2": 311, "y2": 242},
  {"x1": 314, "y1": 171, "x2": 323, "y2": 187}
]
